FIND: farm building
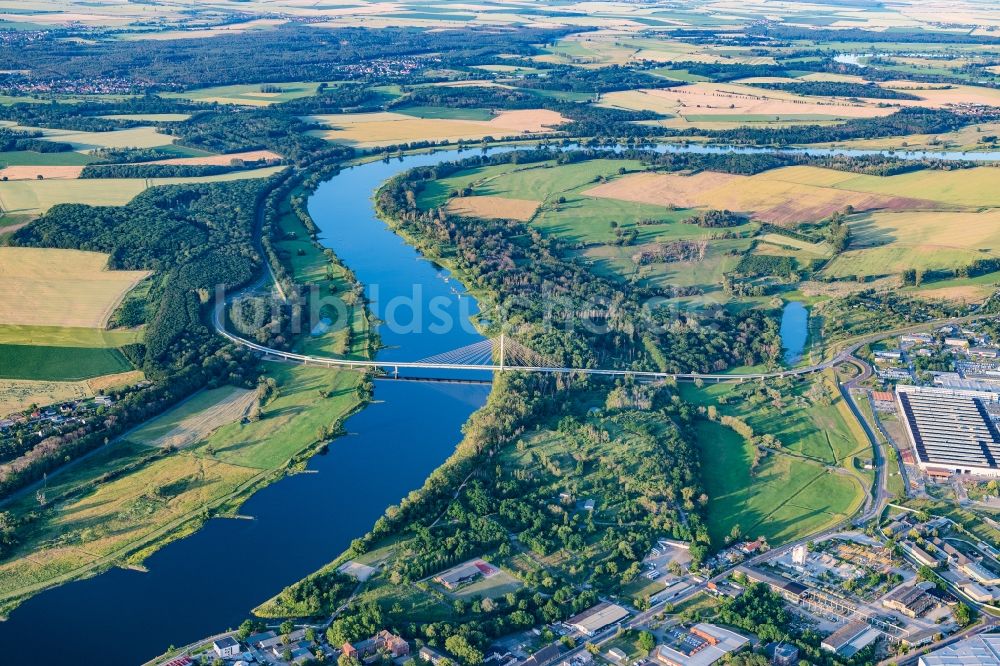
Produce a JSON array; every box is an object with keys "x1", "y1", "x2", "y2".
[
  {"x1": 654, "y1": 624, "x2": 749, "y2": 666},
  {"x1": 565, "y1": 601, "x2": 630, "y2": 636},
  {"x1": 896, "y1": 385, "x2": 1000, "y2": 477}
]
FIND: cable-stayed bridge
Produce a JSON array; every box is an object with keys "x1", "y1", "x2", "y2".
[{"x1": 215, "y1": 316, "x2": 830, "y2": 382}]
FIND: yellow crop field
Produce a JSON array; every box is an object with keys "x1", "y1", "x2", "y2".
[
  {"x1": 0, "y1": 370, "x2": 144, "y2": 417},
  {"x1": 32, "y1": 125, "x2": 177, "y2": 151},
  {"x1": 833, "y1": 167, "x2": 1000, "y2": 207},
  {"x1": 884, "y1": 81, "x2": 1000, "y2": 108},
  {"x1": 446, "y1": 195, "x2": 540, "y2": 221},
  {"x1": 583, "y1": 168, "x2": 936, "y2": 225},
  {"x1": 599, "y1": 83, "x2": 895, "y2": 121},
  {"x1": 0, "y1": 165, "x2": 283, "y2": 215},
  {"x1": 0, "y1": 379, "x2": 91, "y2": 417},
  {"x1": 307, "y1": 110, "x2": 566, "y2": 147},
  {"x1": 0, "y1": 248, "x2": 149, "y2": 328},
  {"x1": 824, "y1": 209, "x2": 1000, "y2": 278}
]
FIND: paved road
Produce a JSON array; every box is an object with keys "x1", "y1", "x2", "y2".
[{"x1": 214, "y1": 296, "x2": 993, "y2": 383}]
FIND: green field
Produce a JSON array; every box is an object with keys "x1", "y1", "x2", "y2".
[
  {"x1": 162, "y1": 82, "x2": 332, "y2": 106},
  {"x1": 0, "y1": 325, "x2": 141, "y2": 348},
  {"x1": 396, "y1": 105, "x2": 495, "y2": 121},
  {"x1": 691, "y1": 419, "x2": 862, "y2": 545},
  {"x1": 0, "y1": 151, "x2": 95, "y2": 167},
  {"x1": 418, "y1": 158, "x2": 764, "y2": 299},
  {"x1": 683, "y1": 377, "x2": 868, "y2": 546},
  {"x1": 824, "y1": 208, "x2": 1000, "y2": 279},
  {"x1": 0, "y1": 344, "x2": 131, "y2": 381},
  {"x1": 0, "y1": 166, "x2": 283, "y2": 215},
  {"x1": 419, "y1": 159, "x2": 708, "y2": 246}
]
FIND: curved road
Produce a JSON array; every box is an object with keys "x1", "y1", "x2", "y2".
[{"x1": 214, "y1": 301, "x2": 990, "y2": 384}]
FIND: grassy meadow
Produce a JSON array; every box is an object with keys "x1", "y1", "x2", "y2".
[
  {"x1": 682, "y1": 376, "x2": 868, "y2": 546},
  {"x1": 0, "y1": 165, "x2": 283, "y2": 215}
]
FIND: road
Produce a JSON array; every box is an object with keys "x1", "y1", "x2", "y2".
[{"x1": 213, "y1": 298, "x2": 994, "y2": 384}]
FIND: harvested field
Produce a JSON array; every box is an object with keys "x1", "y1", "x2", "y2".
[
  {"x1": 882, "y1": 81, "x2": 1000, "y2": 108},
  {"x1": 85, "y1": 370, "x2": 144, "y2": 393},
  {"x1": 308, "y1": 109, "x2": 566, "y2": 147},
  {"x1": 144, "y1": 149, "x2": 281, "y2": 166},
  {"x1": 445, "y1": 195, "x2": 539, "y2": 221},
  {"x1": 585, "y1": 171, "x2": 740, "y2": 208},
  {"x1": 0, "y1": 248, "x2": 149, "y2": 328},
  {"x1": 0, "y1": 370, "x2": 143, "y2": 416},
  {"x1": 913, "y1": 284, "x2": 997, "y2": 303},
  {"x1": 0, "y1": 165, "x2": 84, "y2": 180},
  {"x1": 0, "y1": 379, "x2": 91, "y2": 417},
  {"x1": 128, "y1": 387, "x2": 257, "y2": 449},
  {"x1": 599, "y1": 83, "x2": 895, "y2": 120},
  {"x1": 582, "y1": 169, "x2": 938, "y2": 225}
]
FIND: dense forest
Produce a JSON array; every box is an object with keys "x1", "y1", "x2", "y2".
[
  {"x1": 750, "y1": 81, "x2": 922, "y2": 100},
  {"x1": 0, "y1": 25, "x2": 572, "y2": 90},
  {"x1": 694, "y1": 107, "x2": 978, "y2": 145}
]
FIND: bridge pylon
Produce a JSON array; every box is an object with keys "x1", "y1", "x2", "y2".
[{"x1": 499, "y1": 333, "x2": 505, "y2": 373}]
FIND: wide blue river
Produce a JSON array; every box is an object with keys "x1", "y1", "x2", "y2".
[
  {"x1": 0, "y1": 141, "x2": 994, "y2": 665},
  {"x1": 0, "y1": 147, "x2": 496, "y2": 665}
]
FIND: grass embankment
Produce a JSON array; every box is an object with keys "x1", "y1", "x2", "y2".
[
  {"x1": 682, "y1": 374, "x2": 868, "y2": 546},
  {"x1": 0, "y1": 181, "x2": 373, "y2": 617}
]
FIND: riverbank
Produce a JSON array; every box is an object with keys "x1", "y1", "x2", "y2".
[{"x1": 0, "y1": 171, "x2": 376, "y2": 619}]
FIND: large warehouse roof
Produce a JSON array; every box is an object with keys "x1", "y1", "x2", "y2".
[
  {"x1": 918, "y1": 634, "x2": 1000, "y2": 666},
  {"x1": 897, "y1": 385, "x2": 1000, "y2": 470}
]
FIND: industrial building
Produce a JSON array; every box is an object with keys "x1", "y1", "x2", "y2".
[
  {"x1": 881, "y1": 583, "x2": 936, "y2": 618},
  {"x1": 918, "y1": 633, "x2": 1000, "y2": 665},
  {"x1": 654, "y1": 624, "x2": 749, "y2": 666},
  {"x1": 821, "y1": 621, "x2": 880, "y2": 658},
  {"x1": 896, "y1": 385, "x2": 1000, "y2": 477},
  {"x1": 564, "y1": 602, "x2": 629, "y2": 637}
]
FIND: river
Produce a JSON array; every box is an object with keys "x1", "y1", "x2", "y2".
[
  {"x1": 0, "y1": 147, "x2": 498, "y2": 666},
  {"x1": 0, "y1": 141, "x2": 994, "y2": 665}
]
